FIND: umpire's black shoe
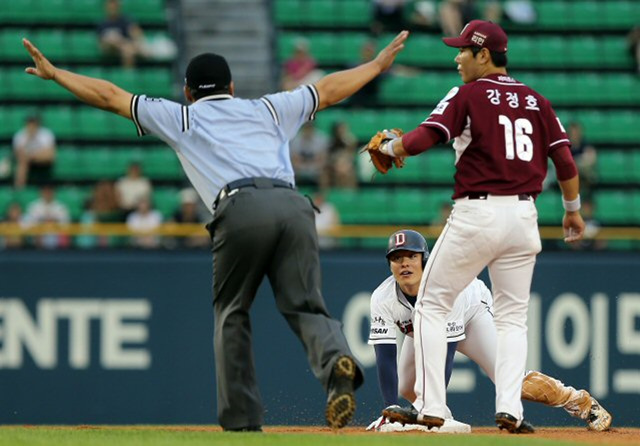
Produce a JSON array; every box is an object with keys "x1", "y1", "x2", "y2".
[
  {"x1": 326, "y1": 355, "x2": 357, "y2": 429},
  {"x1": 495, "y1": 412, "x2": 535, "y2": 434},
  {"x1": 383, "y1": 405, "x2": 445, "y2": 429},
  {"x1": 224, "y1": 425, "x2": 263, "y2": 432}
]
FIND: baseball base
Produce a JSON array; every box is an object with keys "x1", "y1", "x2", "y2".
[{"x1": 378, "y1": 418, "x2": 471, "y2": 434}]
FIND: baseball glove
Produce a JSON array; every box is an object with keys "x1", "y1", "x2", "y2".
[{"x1": 361, "y1": 128, "x2": 405, "y2": 174}]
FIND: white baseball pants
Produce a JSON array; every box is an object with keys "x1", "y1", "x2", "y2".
[{"x1": 413, "y1": 195, "x2": 541, "y2": 422}]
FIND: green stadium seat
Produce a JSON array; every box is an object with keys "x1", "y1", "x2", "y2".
[
  {"x1": 602, "y1": 1, "x2": 637, "y2": 29},
  {"x1": 69, "y1": 31, "x2": 101, "y2": 62},
  {"x1": 0, "y1": 187, "x2": 15, "y2": 217},
  {"x1": 78, "y1": 109, "x2": 111, "y2": 139},
  {"x1": 596, "y1": 151, "x2": 631, "y2": 184},
  {"x1": 307, "y1": 33, "x2": 337, "y2": 64},
  {"x1": 358, "y1": 189, "x2": 394, "y2": 223},
  {"x1": 54, "y1": 146, "x2": 82, "y2": 180},
  {"x1": 633, "y1": 191, "x2": 640, "y2": 223},
  {"x1": 536, "y1": 2, "x2": 569, "y2": 29},
  {"x1": 142, "y1": 149, "x2": 182, "y2": 180},
  {"x1": 8, "y1": 68, "x2": 47, "y2": 100},
  {"x1": 69, "y1": 0, "x2": 102, "y2": 22},
  {"x1": 570, "y1": 1, "x2": 602, "y2": 28},
  {"x1": 394, "y1": 188, "x2": 433, "y2": 224},
  {"x1": 601, "y1": 37, "x2": 634, "y2": 69},
  {"x1": 81, "y1": 148, "x2": 116, "y2": 179},
  {"x1": 122, "y1": 0, "x2": 166, "y2": 24},
  {"x1": 33, "y1": 29, "x2": 68, "y2": 61},
  {"x1": 327, "y1": 188, "x2": 360, "y2": 224},
  {"x1": 505, "y1": 37, "x2": 536, "y2": 68},
  {"x1": 594, "y1": 190, "x2": 635, "y2": 225},
  {"x1": 153, "y1": 187, "x2": 180, "y2": 219},
  {"x1": 14, "y1": 187, "x2": 40, "y2": 209},
  {"x1": 567, "y1": 36, "x2": 600, "y2": 68},
  {"x1": 338, "y1": 0, "x2": 370, "y2": 27},
  {"x1": 141, "y1": 68, "x2": 173, "y2": 97},
  {"x1": 632, "y1": 152, "x2": 640, "y2": 184},
  {"x1": 336, "y1": 33, "x2": 369, "y2": 65},
  {"x1": 603, "y1": 74, "x2": 640, "y2": 106},
  {"x1": 274, "y1": 0, "x2": 303, "y2": 26},
  {"x1": 306, "y1": 0, "x2": 337, "y2": 27},
  {"x1": 42, "y1": 107, "x2": 75, "y2": 139},
  {"x1": 104, "y1": 69, "x2": 139, "y2": 94},
  {"x1": 0, "y1": 29, "x2": 30, "y2": 60},
  {"x1": 0, "y1": 70, "x2": 12, "y2": 100},
  {"x1": 57, "y1": 186, "x2": 90, "y2": 220},
  {"x1": 535, "y1": 191, "x2": 563, "y2": 225},
  {"x1": 424, "y1": 150, "x2": 455, "y2": 184},
  {"x1": 2, "y1": 0, "x2": 41, "y2": 23}
]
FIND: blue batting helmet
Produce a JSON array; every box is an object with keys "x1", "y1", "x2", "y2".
[{"x1": 386, "y1": 229, "x2": 430, "y2": 267}]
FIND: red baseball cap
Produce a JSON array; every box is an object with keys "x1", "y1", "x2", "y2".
[{"x1": 442, "y1": 20, "x2": 508, "y2": 53}]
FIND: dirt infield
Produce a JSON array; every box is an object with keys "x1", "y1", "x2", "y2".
[
  {"x1": 18, "y1": 425, "x2": 640, "y2": 445},
  {"x1": 268, "y1": 426, "x2": 640, "y2": 444}
]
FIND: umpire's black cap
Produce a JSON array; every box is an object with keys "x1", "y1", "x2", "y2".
[{"x1": 185, "y1": 53, "x2": 232, "y2": 92}]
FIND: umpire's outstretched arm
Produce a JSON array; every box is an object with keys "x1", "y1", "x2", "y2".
[
  {"x1": 314, "y1": 31, "x2": 408, "y2": 111},
  {"x1": 22, "y1": 38, "x2": 133, "y2": 119}
]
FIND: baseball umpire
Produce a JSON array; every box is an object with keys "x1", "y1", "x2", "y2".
[
  {"x1": 369, "y1": 230, "x2": 611, "y2": 433},
  {"x1": 21, "y1": 30, "x2": 409, "y2": 431},
  {"x1": 369, "y1": 20, "x2": 586, "y2": 433}
]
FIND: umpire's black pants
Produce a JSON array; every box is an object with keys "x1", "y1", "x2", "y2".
[{"x1": 207, "y1": 181, "x2": 362, "y2": 430}]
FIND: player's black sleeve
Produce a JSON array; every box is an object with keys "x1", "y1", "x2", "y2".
[
  {"x1": 374, "y1": 343, "x2": 398, "y2": 406},
  {"x1": 445, "y1": 341, "x2": 458, "y2": 387}
]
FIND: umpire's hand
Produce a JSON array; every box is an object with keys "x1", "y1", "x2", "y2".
[{"x1": 23, "y1": 38, "x2": 57, "y2": 80}]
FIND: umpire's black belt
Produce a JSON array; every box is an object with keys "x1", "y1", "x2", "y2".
[
  {"x1": 467, "y1": 192, "x2": 531, "y2": 201},
  {"x1": 213, "y1": 177, "x2": 294, "y2": 210}
]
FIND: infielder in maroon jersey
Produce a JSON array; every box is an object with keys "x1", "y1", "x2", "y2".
[{"x1": 381, "y1": 20, "x2": 586, "y2": 433}]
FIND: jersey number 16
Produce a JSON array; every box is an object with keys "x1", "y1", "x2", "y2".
[{"x1": 499, "y1": 115, "x2": 533, "y2": 162}]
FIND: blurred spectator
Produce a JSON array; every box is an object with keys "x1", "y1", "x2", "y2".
[
  {"x1": 567, "y1": 199, "x2": 607, "y2": 251},
  {"x1": 503, "y1": 1, "x2": 536, "y2": 25},
  {"x1": 116, "y1": 161, "x2": 152, "y2": 215},
  {"x1": 440, "y1": 0, "x2": 501, "y2": 37},
  {"x1": 313, "y1": 192, "x2": 341, "y2": 249},
  {"x1": 290, "y1": 122, "x2": 329, "y2": 185},
  {"x1": 126, "y1": 198, "x2": 162, "y2": 249},
  {"x1": 627, "y1": 26, "x2": 640, "y2": 74},
  {"x1": 322, "y1": 122, "x2": 358, "y2": 189},
  {"x1": 171, "y1": 188, "x2": 210, "y2": 248},
  {"x1": 12, "y1": 115, "x2": 56, "y2": 189},
  {"x1": 409, "y1": 1, "x2": 438, "y2": 30},
  {"x1": 76, "y1": 181, "x2": 124, "y2": 249},
  {"x1": 350, "y1": 40, "x2": 382, "y2": 107},
  {"x1": 431, "y1": 202, "x2": 453, "y2": 226},
  {"x1": 0, "y1": 202, "x2": 25, "y2": 249},
  {"x1": 568, "y1": 121, "x2": 597, "y2": 194},
  {"x1": 23, "y1": 185, "x2": 70, "y2": 249},
  {"x1": 76, "y1": 199, "x2": 99, "y2": 249},
  {"x1": 92, "y1": 180, "x2": 124, "y2": 222},
  {"x1": 97, "y1": 0, "x2": 148, "y2": 68},
  {"x1": 281, "y1": 38, "x2": 323, "y2": 91},
  {"x1": 371, "y1": 0, "x2": 407, "y2": 35}
]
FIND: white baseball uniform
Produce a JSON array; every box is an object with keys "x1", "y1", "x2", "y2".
[{"x1": 369, "y1": 276, "x2": 496, "y2": 401}]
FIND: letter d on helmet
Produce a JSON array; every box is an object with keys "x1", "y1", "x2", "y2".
[{"x1": 386, "y1": 229, "x2": 429, "y2": 267}]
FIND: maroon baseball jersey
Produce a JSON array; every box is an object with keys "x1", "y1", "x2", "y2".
[{"x1": 421, "y1": 73, "x2": 569, "y2": 199}]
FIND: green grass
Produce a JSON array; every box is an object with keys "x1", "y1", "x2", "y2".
[{"x1": 0, "y1": 427, "x2": 586, "y2": 446}]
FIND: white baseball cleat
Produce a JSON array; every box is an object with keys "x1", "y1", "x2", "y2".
[{"x1": 378, "y1": 418, "x2": 471, "y2": 434}]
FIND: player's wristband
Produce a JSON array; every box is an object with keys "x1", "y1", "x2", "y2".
[
  {"x1": 379, "y1": 139, "x2": 398, "y2": 157},
  {"x1": 562, "y1": 194, "x2": 581, "y2": 212}
]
